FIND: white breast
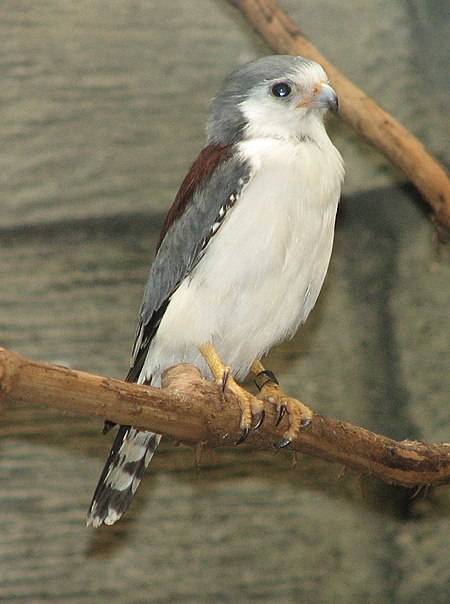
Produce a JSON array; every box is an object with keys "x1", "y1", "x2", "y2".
[{"x1": 143, "y1": 135, "x2": 344, "y2": 383}]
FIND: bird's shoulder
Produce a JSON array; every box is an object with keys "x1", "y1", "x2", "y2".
[{"x1": 156, "y1": 143, "x2": 231, "y2": 250}]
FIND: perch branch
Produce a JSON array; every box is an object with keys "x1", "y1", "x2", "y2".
[
  {"x1": 232, "y1": 0, "x2": 450, "y2": 231},
  {"x1": 0, "y1": 347, "x2": 449, "y2": 488}
]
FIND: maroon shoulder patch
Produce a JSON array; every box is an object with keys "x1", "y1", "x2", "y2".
[{"x1": 156, "y1": 143, "x2": 230, "y2": 250}]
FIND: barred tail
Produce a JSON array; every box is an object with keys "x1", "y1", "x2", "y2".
[{"x1": 87, "y1": 426, "x2": 161, "y2": 527}]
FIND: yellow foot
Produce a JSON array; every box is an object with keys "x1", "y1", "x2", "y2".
[
  {"x1": 252, "y1": 364, "x2": 313, "y2": 449},
  {"x1": 200, "y1": 343, "x2": 265, "y2": 444},
  {"x1": 222, "y1": 370, "x2": 266, "y2": 444}
]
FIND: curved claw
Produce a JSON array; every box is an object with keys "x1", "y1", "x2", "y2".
[
  {"x1": 300, "y1": 417, "x2": 312, "y2": 428},
  {"x1": 251, "y1": 410, "x2": 265, "y2": 431},
  {"x1": 221, "y1": 368, "x2": 231, "y2": 392},
  {"x1": 274, "y1": 438, "x2": 291, "y2": 450},
  {"x1": 235, "y1": 428, "x2": 250, "y2": 445},
  {"x1": 275, "y1": 405, "x2": 286, "y2": 426}
]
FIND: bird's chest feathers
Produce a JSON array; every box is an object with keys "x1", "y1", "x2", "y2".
[
  {"x1": 204, "y1": 138, "x2": 341, "y2": 285},
  {"x1": 190, "y1": 136, "x2": 342, "y2": 352}
]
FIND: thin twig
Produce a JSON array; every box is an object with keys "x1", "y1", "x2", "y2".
[
  {"x1": 232, "y1": 0, "x2": 450, "y2": 231},
  {"x1": 0, "y1": 347, "x2": 448, "y2": 488}
]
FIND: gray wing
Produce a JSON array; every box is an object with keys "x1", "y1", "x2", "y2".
[{"x1": 126, "y1": 146, "x2": 252, "y2": 382}]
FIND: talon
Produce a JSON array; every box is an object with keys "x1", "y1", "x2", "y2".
[
  {"x1": 235, "y1": 428, "x2": 250, "y2": 445},
  {"x1": 221, "y1": 367, "x2": 231, "y2": 392},
  {"x1": 252, "y1": 410, "x2": 265, "y2": 431},
  {"x1": 274, "y1": 438, "x2": 291, "y2": 450},
  {"x1": 257, "y1": 379, "x2": 313, "y2": 444},
  {"x1": 199, "y1": 345, "x2": 265, "y2": 446},
  {"x1": 275, "y1": 405, "x2": 286, "y2": 426}
]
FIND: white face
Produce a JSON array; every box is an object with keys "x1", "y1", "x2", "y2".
[{"x1": 239, "y1": 62, "x2": 333, "y2": 141}]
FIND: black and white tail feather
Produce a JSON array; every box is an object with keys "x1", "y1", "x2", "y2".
[
  {"x1": 86, "y1": 299, "x2": 168, "y2": 528},
  {"x1": 86, "y1": 425, "x2": 161, "y2": 527},
  {"x1": 86, "y1": 296, "x2": 166, "y2": 528}
]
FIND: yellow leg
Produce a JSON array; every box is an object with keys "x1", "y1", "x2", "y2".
[
  {"x1": 199, "y1": 343, "x2": 265, "y2": 442},
  {"x1": 250, "y1": 360, "x2": 313, "y2": 448}
]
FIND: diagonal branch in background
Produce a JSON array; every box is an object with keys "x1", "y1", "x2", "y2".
[
  {"x1": 0, "y1": 347, "x2": 449, "y2": 488},
  {"x1": 232, "y1": 0, "x2": 450, "y2": 232}
]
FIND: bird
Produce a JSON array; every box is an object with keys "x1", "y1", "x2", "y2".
[{"x1": 87, "y1": 55, "x2": 344, "y2": 527}]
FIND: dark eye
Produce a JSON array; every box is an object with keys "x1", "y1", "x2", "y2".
[{"x1": 271, "y1": 81, "x2": 292, "y2": 98}]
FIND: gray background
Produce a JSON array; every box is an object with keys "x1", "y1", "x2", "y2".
[{"x1": 0, "y1": 1, "x2": 449, "y2": 602}]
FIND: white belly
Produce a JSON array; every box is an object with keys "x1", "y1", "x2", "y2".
[{"x1": 143, "y1": 136, "x2": 343, "y2": 382}]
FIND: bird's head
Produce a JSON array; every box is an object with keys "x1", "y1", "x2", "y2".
[{"x1": 208, "y1": 55, "x2": 338, "y2": 145}]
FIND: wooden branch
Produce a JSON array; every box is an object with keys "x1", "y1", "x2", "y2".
[
  {"x1": 0, "y1": 347, "x2": 449, "y2": 488},
  {"x1": 232, "y1": 0, "x2": 450, "y2": 232}
]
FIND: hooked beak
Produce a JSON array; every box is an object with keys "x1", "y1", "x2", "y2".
[{"x1": 297, "y1": 83, "x2": 338, "y2": 113}]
